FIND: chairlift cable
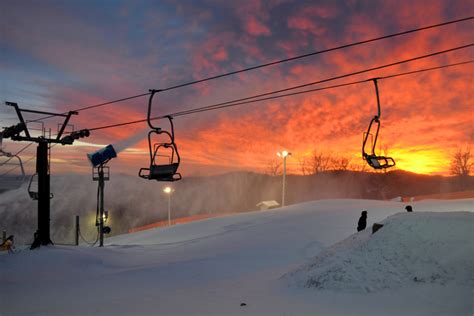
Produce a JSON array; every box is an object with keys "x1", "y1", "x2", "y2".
[
  {"x1": 171, "y1": 60, "x2": 474, "y2": 117},
  {"x1": 0, "y1": 156, "x2": 35, "y2": 176},
  {"x1": 85, "y1": 45, "x2": 473, "y2": 132},
  {"x1": 28, "y1": 16, "x2": 473, "y2": 122},
  {"x1": 145, "y1": 17, "x2": 474, "y2": 94},
  {"x1": 0, "y1": 143, "x2": 59, "y2": 175},
  {"x1": 0, "y1": 142, "x2": 34, "y2": 167},
  {"x1": 87, "y1": 57, "x2": 473, "y2": 131},
  {"x1": 168, "y1": 44, "x2": 472, "y2": 118}
]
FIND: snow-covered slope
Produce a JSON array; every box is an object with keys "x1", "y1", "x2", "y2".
[
  {"x1": 286, "y1": 212, "x2": 474, "y2": 293},
  {"x1": 1, "y1": 199, "x2": 472, "y2": 316}
]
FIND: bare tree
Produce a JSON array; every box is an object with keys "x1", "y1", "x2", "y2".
[
  {"x1": 450, "y1": 147, "x2": 472, "y2": 177},
  {"x1": 330, "y1": 157, "x2": 350, "y2": 171},
  {"x1": 307, "y1": 151, "x2": 332, "y2": 174},
  {"x1": 450, "y1": 147, "x2": 472, "y2": 191},
  {"x1": 266, "y1": 158, "x2": 282, "y2": 176},
  {"x1": 298, "y1": 156, "x2": 309, "y2": 175}
]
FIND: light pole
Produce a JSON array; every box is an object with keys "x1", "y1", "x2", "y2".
[
  {"x1": 163, "y1": 186, "x2": 175, "y2": 226},
  {"x1": 277, "y1": 150, "x2": 291, "y2": 207}
]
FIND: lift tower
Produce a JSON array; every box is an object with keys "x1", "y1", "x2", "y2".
[{"x1": 1, "y1": 102, "x2": 89, "y2": 247}]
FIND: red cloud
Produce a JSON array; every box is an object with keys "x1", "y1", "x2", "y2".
[{"x1": 244, "y1": 16, "x2": 271, "y2": 36}]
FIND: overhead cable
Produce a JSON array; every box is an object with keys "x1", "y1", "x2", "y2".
[
  {"x1": 86, "y1": 44, "x2": 473, "y2": 131},
  {"x1": 0, "y1": 142, "x2": 34, "y2": 167},
  {"x1": 0, "y1": 155, "x2": 35, "y2": 176},
  {"x1": 30, "y1": 16, "x2": 473, "y2": 121}
]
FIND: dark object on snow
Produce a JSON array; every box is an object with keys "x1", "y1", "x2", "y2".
[
  {"x1": 357, "y1": 211, "x2": 367, "y2": 232},
  {"x1": 240, "y1": 303, "x2": 247, "y2": 307},
  {"x1": 30, "y1": 230, "x2": 41, "y2": 250},
  {"x1": 405, "y1": 205, "x2": 413, "y2": 212},
  {"x1": 372, "y1": 223, "x2": 384, "y2": 234}
]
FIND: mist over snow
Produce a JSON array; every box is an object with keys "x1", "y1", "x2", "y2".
[{"x1": 0, "y1": 171, "x2": 472, "y2": 244}]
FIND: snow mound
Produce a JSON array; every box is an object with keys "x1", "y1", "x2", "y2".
[{"x1": 285, "y1": 212, "x2": 474, "y2": 293}]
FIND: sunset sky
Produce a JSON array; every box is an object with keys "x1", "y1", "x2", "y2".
[{"x1": 0, "y1": 0, "x2": 473, "y2": 177}]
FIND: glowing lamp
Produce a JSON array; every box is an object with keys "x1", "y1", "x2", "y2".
[
  {"x1": 87, "y1": 144, "x2": 117, "y2": 167},
  {"x1": 103, "y1": 211, "x2": 109, "y2": 222},
  {"x1": 277, "y1": 150, "x2": 291, "y2": 158},
  {"x1": 163, "y1": 186, "x2": 174, "y2": 194}
]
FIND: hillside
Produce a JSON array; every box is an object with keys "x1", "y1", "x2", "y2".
[{"x1": 1, "y1": 199, "x2": 472, "y2": 315}]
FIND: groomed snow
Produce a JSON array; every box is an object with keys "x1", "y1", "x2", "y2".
[{"x1": 1, "y1": 199, "x2": 473, "y2": 316}]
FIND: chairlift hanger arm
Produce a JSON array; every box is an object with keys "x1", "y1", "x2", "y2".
[
  {"x1": 369, "y1": 78, "x2": 381, "y2": 119},
  {"x1": 56, "y1": 111, "x2": 78, "y2": 140},
  {"x1": 147, "y1": 89, "x2": 163, "y2": 130}
]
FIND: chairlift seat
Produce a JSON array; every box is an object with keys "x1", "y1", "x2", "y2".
[
  {"x1": 365, "y1": 155, "x2": 395, "y2": 170},
  {"x1": 139, "y1": 163, "x2": 181, "y2": 181},
  {"x1": 28, "y1": 173, "x2": 53, "y2": 200},
  {"x1": 28, "y1": 191, "x2": 53, "y2": 200},
  {"x1": 29, "y1": 191, "x2": 39, "y2": 200}
]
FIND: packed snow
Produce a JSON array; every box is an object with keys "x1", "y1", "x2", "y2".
[{"x1": 1, "y1": 198, "x2": 473, "y2": 315}]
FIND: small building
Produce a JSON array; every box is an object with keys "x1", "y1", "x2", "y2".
[{"x1": 256, "y1": 200, "x2": 280, "y2": 210}]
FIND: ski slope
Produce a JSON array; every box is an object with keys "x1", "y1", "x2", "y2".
[{"x1": 1, "y1": 199, "x2": 473, "y2": 315}]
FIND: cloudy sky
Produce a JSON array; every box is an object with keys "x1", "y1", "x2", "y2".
[{"x1": 0, "y1": 0, "x2": 472, "y2": 176}]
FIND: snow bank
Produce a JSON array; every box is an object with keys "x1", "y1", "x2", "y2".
[{"x1": 286, "y1": 211, "x2": 474, "y2": 293}]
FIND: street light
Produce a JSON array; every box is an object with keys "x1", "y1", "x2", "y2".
[
  {"x1": 277, "y1": 150, "x2": 292, "y2": 207},
  {"x1": 163, "y1": 186, "x2": 175, "y2": 226}
]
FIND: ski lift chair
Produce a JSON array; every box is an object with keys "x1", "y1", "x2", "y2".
[
  {"x1": 28, "y1": 173, "x2": 53, "y2": 200},
  {"x1": 139, "y1": 90, "x2": 182, "y2": 181},
  {"x1": 139, "y1": 138, "x2": 182, "y2": 181},
  {"x1": 362, "y1": 79, "x2": 396, "y2": 170}
]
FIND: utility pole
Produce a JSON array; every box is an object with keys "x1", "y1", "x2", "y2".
[
  {"x1": 1, "y1": 102, "x2": 89, "y2": 248},
  {"x1": 36, "y1": 140, "x2": 52, "y2": 245}
]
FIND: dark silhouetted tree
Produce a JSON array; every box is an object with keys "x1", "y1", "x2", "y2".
[
  {"x1": 308, "y1": 151, "x2": 332, "y2": 174},
  {"x1": 266, "y1": 158, "x2": 282, "y2": 176},
  {"x1": 330, "y1": 157, "x2": 350, "y2": 171},
  {"x1": 450, "y1": 147, "x2": 472, "y2": 189}
]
